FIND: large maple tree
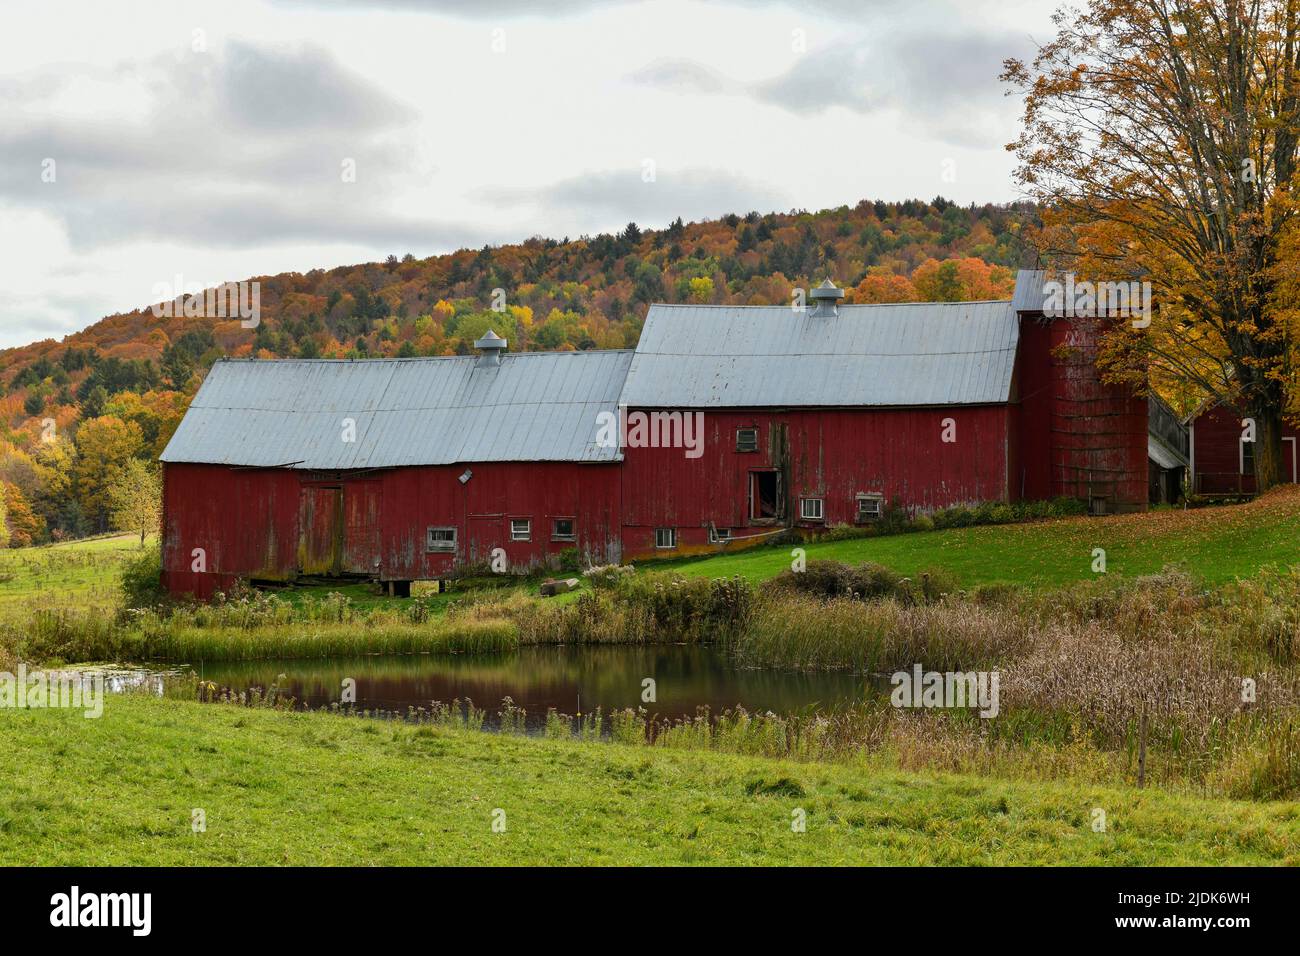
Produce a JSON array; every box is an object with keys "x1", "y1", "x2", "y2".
[{"x1": 1004, "y1": 0, "x2": 1300, "y2": 489}]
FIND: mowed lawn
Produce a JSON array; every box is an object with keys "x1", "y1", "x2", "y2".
[
  {"x1": 0, "y1": 695, "x2": 1296, "y2": 866},
  {"x1": 656, "y1": 487, "x2": 1300, "y2": 590}
]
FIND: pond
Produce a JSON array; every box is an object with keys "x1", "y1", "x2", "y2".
[{"x1": 184, "y1": 645, "x2": 878, "y2": 729}]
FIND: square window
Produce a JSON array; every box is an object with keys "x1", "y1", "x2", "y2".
[
  {"x1": 856, "y1": 494, "x2": 882, "y2": 522},
  {"x1": 552, "y1": 518, "x2": 576, "y2": 541},
  {"x1": 510, "y1": 519, "x2": 531, "y2": 541},
  {"x1": 655, "y1": 527, "x2": 677, "y2": 549},
  {"x1": 800, "y1": 497, "x2": 824, "y2": 521},
  {"x1": 426, "y1": 527, "x2": 457, "y2": 553},
  {"x1": 736, "y1": 427, "x2": 759, "y2": 452}
]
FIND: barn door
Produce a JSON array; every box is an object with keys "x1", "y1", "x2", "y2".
[
  {"x1": 298, "y1": 486, "x2": 342, "y2": 575},
  {"x1": 341, "y1": 481, "x2": 382, "y2": 576}
]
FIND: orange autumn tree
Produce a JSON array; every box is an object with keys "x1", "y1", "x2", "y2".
[
  {"x1": 847, "y1": 273, "x2": 918, "y2": 303},
  {"x1": 912, "y1": 257, "x2": 1016, "y2": 301},
  {"x1": 1003, "y1": 0, "x2": 1300, "y2": 489}
]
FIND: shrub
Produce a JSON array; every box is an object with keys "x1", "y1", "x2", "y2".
[
  {"x1": 119, "y1": 544, "x2": 165, "y2": 609},
  {"x1": 765, "y1": 560, "x2": 953, "y2": 605},
  {"x1": 607, "y1": 572, "x2": 754, "y2": 640}
]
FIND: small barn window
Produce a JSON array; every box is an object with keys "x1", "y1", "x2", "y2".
[
  {"x1": 709, "y1": 526, "x2": 732, "y2": 543},
  {"x1": 426, "y1": 527, "x2": 457, "y2": 553},
  {"x1": 552, "y1": 518, "x2": 576, "y2": 541},
  {"x1": 1241, "y1": 438, "x2": 1256, "y2": 476},
  {"x1": 655, "y1": 528, "x2": 677, "y2": 549},
  {"x1": 736, "y1": 427, "x2": 759, "y2": 452},
  {"x1": 510, "y1": 519, "x2": 532, "y2": 541},
  {"x1": 856, "y1": 493, "x2": 883, "y2": 522},
  {"x1": 800, "y1": 497, "x2": 824, "y2": 521}
]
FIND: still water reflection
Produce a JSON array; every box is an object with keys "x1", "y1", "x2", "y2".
[{"x1": 192, "y1": 645, "x2": 876, "y2": 727}]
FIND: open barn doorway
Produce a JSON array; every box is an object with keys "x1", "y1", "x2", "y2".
[{"x1": 749, "y1": 471, "x2": 782, "y2": 522}]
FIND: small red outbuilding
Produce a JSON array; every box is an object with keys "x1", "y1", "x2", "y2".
[{"x1": 1186, "y1": 400, "x2": 1298, "y2": 495}]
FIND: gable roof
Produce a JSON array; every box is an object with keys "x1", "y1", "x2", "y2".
[
  {"x1": 160, "y1": 350, "x2": 633, "y2": 469},
  {"x1": 618, "y1": 300, "x2": 1020, "y2": 408}
]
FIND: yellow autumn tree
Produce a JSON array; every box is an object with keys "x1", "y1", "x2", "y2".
[
  {"x1": 72, "y1": 416, "x2": 144, "y2": 531},
  {"x1": 108, "y1": 458, "x2": 162, "y2": 547}
]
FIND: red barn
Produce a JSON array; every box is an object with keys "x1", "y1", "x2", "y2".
[
  {"x1": 160, "y1": 338, "x2": 630, "y2": 599},
  {"x1": 615, "y1": 275, "x2": 1148, "y2": 559},
  {"x1": 1187, "y1": 399, "x2": 1298, "y2": 495},
  {"x1": 159, "y1": 271, "x2": 1152, "y2": 596}
]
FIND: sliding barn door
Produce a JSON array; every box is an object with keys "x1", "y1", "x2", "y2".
[{"x1": 298, "y1": 486, "x2": 342, "y2": 575}]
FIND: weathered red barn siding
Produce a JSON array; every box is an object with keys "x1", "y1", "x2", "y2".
[
  {"x1": 1014, "y1": 315, "x2": 1147, "y2": 511},
  {"x1": 1190, "y1": 403, "x2": 1298, "y2": 493},
  {"x1": 162, "y1": 461, "x2": 622, "y2": 598},
  {"x1": 620, "y1": 406, "x2": 1011, "y2": 560},
  {"x1": 161, "y1": 463, "x2": 300, "y2": 599},
  {"x1": 377, "y1": 461, "x2": 622, "y2": 579}
]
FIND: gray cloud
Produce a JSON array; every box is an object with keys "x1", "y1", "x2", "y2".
[
  {"x1": 629, "y1": 31, "x2": 1031, "y2": 147},
  {"x1": 0, "y1": 41, "x2": 436, "y2": 251},
  {"x1": 478, "y1": 167, "x2": 788, "y2": 227},
  {"x1": 217, "y1": 41, "x2": 418, "y2": 132},
  {"x1": 754, "y1": 44, "x2": 874, "y2": 113}
]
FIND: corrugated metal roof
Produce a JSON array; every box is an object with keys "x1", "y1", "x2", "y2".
[
  {"x1": 1011, "y1": 269, "x2": 1048, "y2": 313},
  {"x1": 619, "y1": 300, "x2": 1019, "y2": 408},
  {"x1": 161, "y1": 351, "x2": 633, "y2": 468},
  {"x1": 1148, "y1": 436, "x2": 1186, "y2": 470}
]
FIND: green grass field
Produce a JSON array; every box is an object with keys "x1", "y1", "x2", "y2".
[
  {"x1": 2, "y1": 694, "x2": 1296, "y2": 866},
  {"x1": 0, "y1": 533, "x2": 148, "y2": 614},
  {"x1": 3, "y1": 496, "x2": 1300, "y2": 865},
  {"x1": 655, "y1": 488, "x2": 1300, "y2": 589}
]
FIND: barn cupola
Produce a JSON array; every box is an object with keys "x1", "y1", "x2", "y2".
[
  {"x1": 473, "y1": 329, "x2": 508, "y2": 368},
  {"x1": 809, "y1": 278, "x2": 844, "y2": 317}
]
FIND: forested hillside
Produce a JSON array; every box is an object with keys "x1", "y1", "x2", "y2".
[{"x1": 0, "y1": 197, "x2": 1030, "y2": 544}]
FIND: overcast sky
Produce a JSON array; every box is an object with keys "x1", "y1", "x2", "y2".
[{"x1": 0, "y1": 0, "x2": 1058, "y2": 350}]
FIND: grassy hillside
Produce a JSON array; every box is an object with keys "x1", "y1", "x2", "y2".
[
  {"x1": 0, "y1": 533, "x2": 148, "y2": 615},
  {"x1": 657, "y1": 488, "x2": 1300, "y2": 590},
  {"x1": 1, "y1": 694, "x2": 1294, "y2": 866}
]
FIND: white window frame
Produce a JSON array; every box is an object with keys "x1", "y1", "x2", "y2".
[
  {"x1": 736, "y1": 427, "x2": 759, "y2": 453},
  {"x1": 799, "y1": 497, "x2": 824, "y2": 521},
  {"x1": 510, "y1": 518, "x2": 532, "y2": 542},
  {"x1": 709, "y1": 526, "x2": 732, "y2": 543},
  {"x1": 426, "y1": 527, "x2": 457, "y2": 553},
  {"x1": 655, "y1": 527, "x2": 677, "y2": 549},
  {"x1": 855, "y1": 493, "x2": 883, "y2": 522},
  {"x1": 551, "y1": 517, "x2": 576, "y2": 542}
]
